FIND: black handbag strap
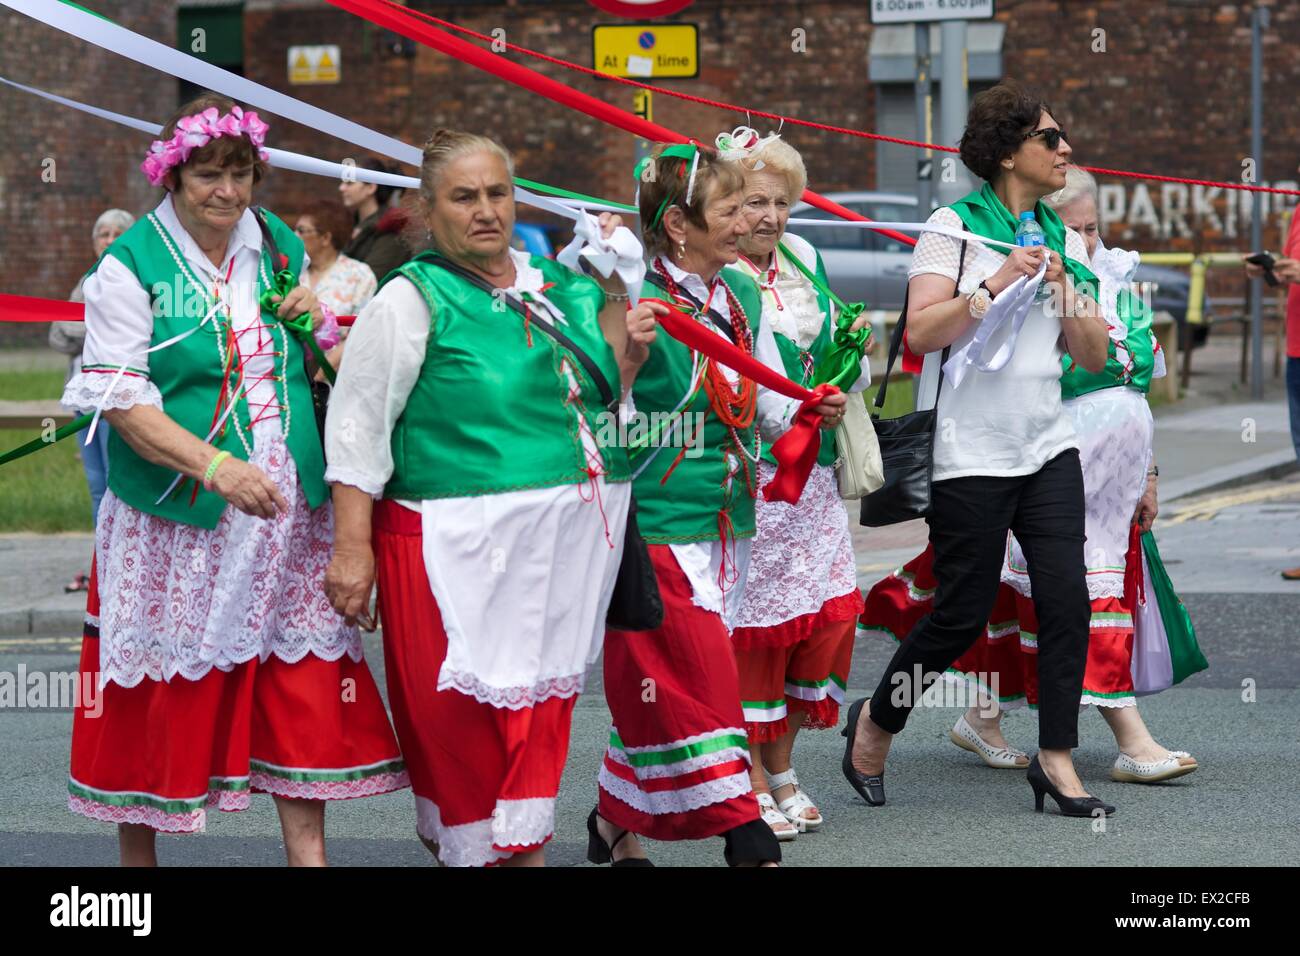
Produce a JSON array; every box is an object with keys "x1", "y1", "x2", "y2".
[
  {"x1": 873, "y1": 239, "x2": 967, "y2": 417},
  {"x1": 418, "y1": 253, "x2": 619, "y2": 413},
  {"x1": 643, "y1": 270, "x2": 737, "y2": 344}
]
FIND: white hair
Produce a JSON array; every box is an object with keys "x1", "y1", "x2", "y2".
[
  {"x1": 1046, "y1": 165, "x2": 1098, "y2": 211},
  {"x1": 92, "y1": 208, "x2": 135, "y2": 241},
  {"x1": 740, "y1": 137, "x2": 808, "y2": 202}
]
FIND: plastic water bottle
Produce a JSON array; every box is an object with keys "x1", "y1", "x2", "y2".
[{"x1": 1014, "y1": 211, "x2": 1051, "y2": 301}]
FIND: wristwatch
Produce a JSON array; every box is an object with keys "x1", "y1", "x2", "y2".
[{"x1": 968, "y1": 281, "x2": 993, "y2": 319}]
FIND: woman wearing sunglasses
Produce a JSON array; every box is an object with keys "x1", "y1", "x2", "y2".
[
  {"x1": 844, "y1": 81, "x2": 1115, "y2": 817},
  {"x1": 867, "y1": 165, "x2": 1206, "y2": 783}
]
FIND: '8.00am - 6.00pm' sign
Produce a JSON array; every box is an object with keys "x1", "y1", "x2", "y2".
[{"x1": 869, "y1": 0, "x2": 995, "y2": 24}]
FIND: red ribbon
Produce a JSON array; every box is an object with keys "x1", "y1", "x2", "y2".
[
  {"x1": 0, "y1": 294, "x2": 358, "y2": 326},
  {"x1": 648, "y1": 298, "x2": 836, "y2": 505},
  {"x1": 324, "y1": 0, "x2": 918, "y2": 250},
  {"x1": 0, "y1": 294, "x2": 84, "y2": 323},
  {"x1": 1123, "y1": 521, "x2": 1146, "y2": 609}
]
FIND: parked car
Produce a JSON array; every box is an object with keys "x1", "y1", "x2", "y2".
[
  {"x1": 789, "y1": 191, "x2": 1210, "y2": 348},
  {"x1": 787, "y1": 191, "x2": 921, "y2": 311}
]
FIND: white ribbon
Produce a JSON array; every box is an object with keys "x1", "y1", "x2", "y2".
[
  {"x1": 713, "y1": 125, "x2": 780, "y2": 163},
  {"x1": 0, "y1": 0, "x2": 421, "y2": 164},
  {"x1": 1, "y1": 70, "x2": 646, "y2": 304},
  {"x1": 941, "y1": 260, "x2": 1047, "y2": 389}
]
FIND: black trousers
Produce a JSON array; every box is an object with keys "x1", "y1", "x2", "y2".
[{"x1": 868, "y1": 449, "x2": 1091, "y2": 749}]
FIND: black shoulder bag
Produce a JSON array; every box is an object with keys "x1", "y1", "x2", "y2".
[
  {"x1": 254, "y1": 208, "x2": 331, "y2": 446},
  {"x1": 860, "y1": 240, "x2": 967, "y2": 527},
  {"x1": 418, "y1": 253, "x2": 664, "y2": 632}
]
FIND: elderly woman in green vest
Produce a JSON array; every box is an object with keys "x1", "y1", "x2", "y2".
[
  {"x1": 322, "y1": 128, "x2": 663, "y2": 867},
  {"x1": 590, "y1": 143, "x2": 848, "y2": 867},
  {"x1": 62, "y1": 93, "x2": 407, "y2": 867},
  {"x1": 724, "y1": 131, "x2": 875, "y2": 842}
]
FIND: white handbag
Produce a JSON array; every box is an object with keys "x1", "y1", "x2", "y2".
[{"x1": 834, "y1": 393, "x2": 885, "y2": 500}]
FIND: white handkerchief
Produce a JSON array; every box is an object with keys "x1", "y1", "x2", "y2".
[{"x1": 557, "y1": 211, "x2": 646, "y2": 307}]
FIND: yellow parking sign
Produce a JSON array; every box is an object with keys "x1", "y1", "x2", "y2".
[{"x1": 592, "y1": 24, "x2": 699, "y2": 79}]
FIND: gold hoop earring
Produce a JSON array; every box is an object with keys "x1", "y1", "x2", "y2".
[{"x1": 677, "y1": 241, "x2": 686, "y2": 259}]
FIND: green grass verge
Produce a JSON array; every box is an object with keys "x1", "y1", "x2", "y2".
[
  {"x1": 0, "y1": 366, "x2": 919, "y2": 534},
  {"x1": 0, "y1": 368, "x2": 93, "y2": 532}
]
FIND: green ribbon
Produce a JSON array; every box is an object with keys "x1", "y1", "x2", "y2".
[
  {"x1": 514, "y1": 176, "x2": 637, "y2": 213},
  {"x1": 948, "y1": 182, "x2": 1098, "y2": 295},
  {"x1": 258, "y1": 269, "x2": 336, "y2": 384},
  {"x1": 775, "y1": 240, "x2": 872, "y2": 391},
  {"x1": 0, "y1": 413, "x2": 94, "y2": 467},
  {"x1": 633, "y1": 143, "x2": 701, "y2": 229}
]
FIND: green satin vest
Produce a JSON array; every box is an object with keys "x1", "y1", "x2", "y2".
[
  {"x1": 1060, "y1": 288, "x2": 1158, "y2": 399},
  {"x1": 93, "y1": 209, "x2": 326, "y2": 529},
  {"x1": 383, "y1": 252, "x2": 630, "y2": 499},
  {"x1": 632, "y1": 267, "x2": 765, "y2": 544}
]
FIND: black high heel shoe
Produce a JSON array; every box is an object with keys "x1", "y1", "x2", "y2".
[
  {"x1": 586, "y1": 808, "x2": 654, "y2": 867},
  {"x1": 840, "y1": 697, "x2": 886, "y2": 806},
  {"x1": 1026, "y1": 755, "x2": 1116, "y2": 817}
]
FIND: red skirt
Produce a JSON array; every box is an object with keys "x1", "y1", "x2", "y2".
[
  {"x1": 733, "y1": 616, "x2": 857, "y2": 742},
  {"x1": 859, "y1": 544, "x2": 1138, "y2": 711},
  {"x1": 69, "y1": 561, "x2": 408, "y2": 834},
  {"x1": 373, "y1": 499, "x2": 576, "y2": 867},
  {"x1": 598, "y1": 544, "x2": 760, "y2": 841}
]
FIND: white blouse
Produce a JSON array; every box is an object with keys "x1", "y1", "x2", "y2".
[
  {"x1": 910, "y1": 207, "x2": 1088, "y2": 481},
  {"x1": 738, "y1": 232, "x2": 870, "y2": 393},
  {"x1": 305, "y1": 252, "x2": 377, "y2": 318},
  {"x1": 63, "y1": 195, "x2": 307, "y2": 440}
]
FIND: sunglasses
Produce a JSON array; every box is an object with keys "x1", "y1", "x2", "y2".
[{"x1": 1024, "y1": 127, "x2": 1068, "y2": 150}]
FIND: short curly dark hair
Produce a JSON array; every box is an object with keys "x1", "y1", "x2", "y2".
[{"x1": 959, "y1": 80, "x2": 1055, "y2": 183}]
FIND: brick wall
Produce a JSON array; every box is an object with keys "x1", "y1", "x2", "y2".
[
  {"x1": 0, "y1": 1, "x2": 175, "y2": 344},
  {"x1": 5, "y1": 0, "x2": 1300, "y2": 345}
]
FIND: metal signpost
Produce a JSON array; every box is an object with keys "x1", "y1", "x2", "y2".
[{"x1": 870, "y1": 1, "x2": 995, "y2": 209}]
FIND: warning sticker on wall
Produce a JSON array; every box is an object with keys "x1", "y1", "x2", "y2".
[{"x1": 288, "y1": 46, "x2": 341, "y2": 85}]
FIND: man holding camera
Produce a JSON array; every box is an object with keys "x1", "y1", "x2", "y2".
[{"x1": 1243, "y1": 204, "x2": 1300, "y2": 579}]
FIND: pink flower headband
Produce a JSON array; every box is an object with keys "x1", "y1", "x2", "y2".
[{"x1": 141, "y1": 106, "x2": 270, "y2": 187}]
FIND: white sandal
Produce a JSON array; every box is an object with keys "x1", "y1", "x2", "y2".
[
  {"x1": 766, "y1": 768, "x2": 823, "y2": 832},
  {"x1": 1112, "y1": 750, "x2": 1198, "y2": 783},
  {"x1": 757, "y1": 791, "x2": 799, "y2": 841},
  {"x1": 949, "y1": 715, "x2": 1029, "y2": 769}
]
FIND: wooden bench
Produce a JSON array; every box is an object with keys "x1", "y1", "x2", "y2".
[{"x1": 0, "y1": 400, "x2": 76, "y2": 430}]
